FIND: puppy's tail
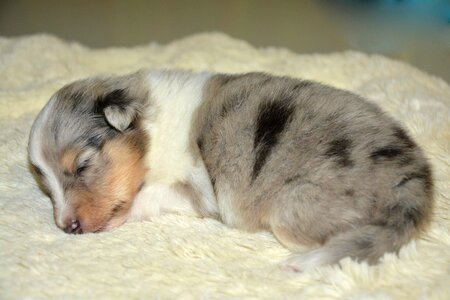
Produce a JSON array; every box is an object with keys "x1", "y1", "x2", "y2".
[{"x1": 283, "y1": 199, "x2": 433, "y2": 272}]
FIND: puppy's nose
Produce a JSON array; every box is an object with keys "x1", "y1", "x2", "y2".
[{"x1": 64, "y1": 220, "x2": 82, "y2": 234}]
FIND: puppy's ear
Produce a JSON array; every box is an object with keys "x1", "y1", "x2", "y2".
[{"x1": 97, "y1": 89, "x2": 142, "y2": 132}]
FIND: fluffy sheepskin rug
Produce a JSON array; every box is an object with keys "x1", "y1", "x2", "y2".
[{"x1": 0, "y1": 33, "x2": 449, "y2": 299}]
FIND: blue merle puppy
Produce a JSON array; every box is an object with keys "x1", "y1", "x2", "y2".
[{"x1": 28, "y1": 70, "x2": 433, "y2": 271}]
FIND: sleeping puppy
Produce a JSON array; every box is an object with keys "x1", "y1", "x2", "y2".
[{"x1": 28, "y1": 70, "x2": 434, "y2": 271}]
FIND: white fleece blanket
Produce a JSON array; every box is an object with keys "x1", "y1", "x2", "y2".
[{"x1": 0, "y1": 33, "x2": 449, "y2": 299}]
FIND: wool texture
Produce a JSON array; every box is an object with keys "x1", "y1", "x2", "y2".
[{"x1": 0, "y1": 33, "x2": 449, "y2": 299}]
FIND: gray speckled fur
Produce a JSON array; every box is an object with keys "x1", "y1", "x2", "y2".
[
  {"x1": 193, "y1": 72, "x2": 433, "y2": 268},
  {"x1": 30, "y1": 70, "x2": 149, "y2": 160}
]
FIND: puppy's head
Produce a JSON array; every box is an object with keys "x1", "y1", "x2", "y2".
[{"x1": 28, "y1": 72, "x2": 150, "y2": 234}]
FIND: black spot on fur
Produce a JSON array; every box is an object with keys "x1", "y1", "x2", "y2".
[
  {"x1": 95, "y1": 89, "x2": 129, "y2": 114},
  {"x1": 397, "y1": 165, "x2": 433, "y2": 192},
  {"x1": 344, "y1": 189, "x2": 355, "y2": 197},
  {"x1": 94, "y1": 89, "x2": 139, "y2": 131},
  {"x1": 103, "y1": 89, "x2": 129, "y2": 110},
  {"x1": 370, "y1": 145, "x2": 414, "y2": 166},
  {"x1": 252, "y1": 100, "x2": 295, "y2": 180},
  {"x1": 393, "y1": 126, "x2": 416, "y2": 149},
  {"x1": 370, "y1": 147, "x2": 403, "y2": 160},
  {"x1": 324, "y1": 138, "x2": 354, "y2": 167}
]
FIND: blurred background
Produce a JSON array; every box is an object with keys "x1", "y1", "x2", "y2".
[{"x1": 0, "y1": 0, "x2": 449, "y2": 82}]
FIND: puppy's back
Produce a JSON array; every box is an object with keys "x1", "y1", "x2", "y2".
[{"x1": 193, "y1": 72, "x2": 433, "y2": 269}]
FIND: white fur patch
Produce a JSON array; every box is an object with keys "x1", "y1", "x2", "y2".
[
  {"x1": 127, "y1": 183, "x2": 198, "y2": 222},
  {"x1": 144, "y1": 70, "x2": 212, "y2": 183},
  {"x1": 28, "y1": 97, "x2": 68, "y2": 227},
  {"x1": 130, "y1": 70, "x2": 218, "y2": 218}
]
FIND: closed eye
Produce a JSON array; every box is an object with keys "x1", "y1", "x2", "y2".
[
  {"x1": 75, "y1": 160, "x2": 90, "y2": 177},
  {"x1": 74, "y1": 147, "x2": 98, "y2": 177}
]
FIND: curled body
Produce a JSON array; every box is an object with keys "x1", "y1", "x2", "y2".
[{"x1": 28, "y1": 70, "x2": 434, "y2": 271}]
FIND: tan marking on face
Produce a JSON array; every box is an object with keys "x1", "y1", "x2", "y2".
[
  {"x1": 60, "y1": 148, "x2": 80, "y2": 175},
  {"x1": 102, "y1": 136, "x2": 147, "y2": 203},
  {"x1": 67, "y1": 134, "x2": 148, "y2": 232}
]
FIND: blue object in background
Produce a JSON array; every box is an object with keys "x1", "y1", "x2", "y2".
[{"x1": 339, "y1": 0, "x2": 450, "y2": 23}]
